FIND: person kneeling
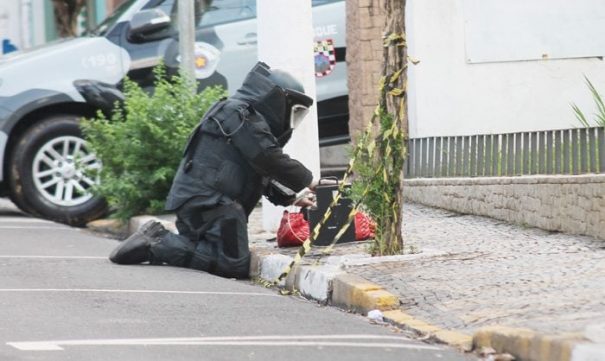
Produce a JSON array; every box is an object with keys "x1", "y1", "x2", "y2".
[{"x1": 109, "y1": 62, "x2": 317, "y2": 279}]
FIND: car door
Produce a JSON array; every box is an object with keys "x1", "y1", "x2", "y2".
[
  {"x1": 312, "y1": 0, "x2": 347, "y2": 102},
  {"x1": 311, "y1": 0, "x2": 349, "y2": 141},
  {"x1": 118, "y1": 0, "x2": 177, "y2": 91},
  {"x1": 193, "y1": 0, "x2": 258, "y2": 94}
]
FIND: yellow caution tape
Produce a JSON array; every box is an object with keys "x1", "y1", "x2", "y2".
[
  {"x1": 272, "y1": 116, "x2": 378, "y2": 286},
  {"x1": 272, "y1": 57, "x2": 410, "y2": 289}
]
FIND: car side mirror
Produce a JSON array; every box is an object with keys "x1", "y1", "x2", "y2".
[{"x1": 128, "y1": 8, "x2": 172, "y2": 42}]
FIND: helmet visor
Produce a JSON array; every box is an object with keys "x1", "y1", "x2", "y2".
[{"x1": 290, "y1": 104, "x2": 310, "y2": 129}]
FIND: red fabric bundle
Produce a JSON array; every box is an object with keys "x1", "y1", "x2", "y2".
[
  {"x1": 276, "y1": 210, "x2": 376, "y2": 247},
  {"x1": 354, "y1": 211, "x2": 376, "y2": 241},
  {"x1": 276, "y1": 210, "x2": 310, "y2": 247}
]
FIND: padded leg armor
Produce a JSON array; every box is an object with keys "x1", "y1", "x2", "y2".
[{"x1": 149, "y1": 202, "x2": 251, "y2": 279}]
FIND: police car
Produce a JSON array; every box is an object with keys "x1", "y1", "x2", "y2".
[{"x1": 0, "y1": 0, "x2": 348, "y2": 225}]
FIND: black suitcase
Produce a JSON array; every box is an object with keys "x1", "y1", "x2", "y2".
[{"x1": 305, "y1": 182, "x2": 356, "y2": 246}]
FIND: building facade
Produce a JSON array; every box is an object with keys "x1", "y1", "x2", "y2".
[
  {"x1": 347, "y1": 0, "x2": 605, "y2": 138},
  {"x1": 0, "y1": 0, "x2": 126, "y2": 55},
  {"x1": 345, "y1": 0, "x2": 605, "y2": 240}
]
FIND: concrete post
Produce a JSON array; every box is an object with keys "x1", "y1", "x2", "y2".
[
  {"x1": 177, "y1": 0, "x2": 196, "y2": 86},
  {"x1": 94, "y1": 0, "x2": 106, "y2": 25},
  {"x1": 85, "y1": 0, "x2": 96, "y2": 32},
  {"x1": 257, "y1": 0, "x2": 320, "y2": 231},
  {"x1": 20, "y1": 0, "x2": 33, "y2": 48},
  {"x1": 28, "y1": 0, "x2": 46, "y2": 47}
]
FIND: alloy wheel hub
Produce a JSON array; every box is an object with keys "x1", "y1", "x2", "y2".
[{"x1": 32, "y1": 135, "x2": 101, "y2": 207}]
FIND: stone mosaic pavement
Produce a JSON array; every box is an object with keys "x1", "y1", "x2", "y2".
[{"x1": 248, "y1": 203, "x2": 605, "y2": 335}]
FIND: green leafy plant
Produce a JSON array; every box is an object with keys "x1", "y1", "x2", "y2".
[
  {"x1": 348, "y1": 12, "x2": 408, "y2": 256},
  {"x1": 348, "y1": 4, "x2": 408, "y2": 256},
  {"x1": 350, "y1": 109, "x2": 406, "y2": 256},
  {"x1": 572, "y1": 76, "x2": 605, "y2": 127},
  {"x1": 81, "y1": 65, "x2": 226, "y2": 221}
]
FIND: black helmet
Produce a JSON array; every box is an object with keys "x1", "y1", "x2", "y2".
[
  {"x1": 268, "y1": 70, "x2": 304, "y2": 94},
  {"x1": 233, "y1": 62, "x2": 313, "y2": 144},
  {"x1": 268, "y1": 69, "x2": 313, "y2": 109},
  {"x1": 267, "y1": 69, "x2": 313, "y2": 134}
]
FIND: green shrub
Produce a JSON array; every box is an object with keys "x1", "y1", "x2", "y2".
[
  {"x1": 350, "y1": 110, "x2": 406, "y2": 256},
  {"x1": 81, "y1": 66, "x2": 226, "y2": 221}
]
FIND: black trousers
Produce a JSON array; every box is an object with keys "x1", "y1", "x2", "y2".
[{"x1": 151, "y1": 201, "x2": 251, "y2": 279}]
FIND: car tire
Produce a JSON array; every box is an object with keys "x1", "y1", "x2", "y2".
[{"x1": 8, "y1": 115, "x2": 107, "y2": 226}]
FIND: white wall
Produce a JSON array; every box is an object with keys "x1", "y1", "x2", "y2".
[
  {"x1": 0, "y1": 1, "x2": 23, "y2": 52},
  {"x1": 257, "y1": 0, "x2": 320, "y2": 232},
  {"x1": 0, "y1": 0, "x2": 47, "y2": 54},
  {"x1": 406, "y1": 0, "x2": 605, "y2": 138},
  {"x1": 463, "y1": 0, "x2": 605, "y2": 63}
]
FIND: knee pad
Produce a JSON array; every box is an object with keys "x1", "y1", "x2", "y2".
[{"x1": 221, "y1": 218, "x2": 239, "y2": 258}]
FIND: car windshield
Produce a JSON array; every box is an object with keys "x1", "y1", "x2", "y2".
[{"x1": 88, "y1": 0, "x2": 139, "y2": 36}]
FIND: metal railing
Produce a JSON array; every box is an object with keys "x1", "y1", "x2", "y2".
[{"x1": 405, "y1": 127, "x2": 605, "y2": 178}]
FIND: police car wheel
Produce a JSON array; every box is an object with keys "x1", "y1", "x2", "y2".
[{"x1": 8, "y1": 115, "x2": 108, "y2": 226}]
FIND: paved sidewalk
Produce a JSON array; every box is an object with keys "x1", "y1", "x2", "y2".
[{"x1": 248, "y1": 203, "x2": 605, "y2": 336}]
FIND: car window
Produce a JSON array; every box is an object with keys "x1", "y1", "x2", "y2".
[
  {"x1": 93, "y1": 0, "x2": 177, "y2": 37},
  {"x1": 193, "y1": 0, "x2": 339, "y2": 28},
  {"x1": 156, "y1": 1, "x2": 175, "y2": 15},
  {"x1": 312, "y1": 0, "x2": 342, "y2": 6},
  {"x1": 197, "y1": 0, "x2": 256, "y2": 27},
  {"x1": 91, "y1": 0, "x2": 139, "y2": 36}
]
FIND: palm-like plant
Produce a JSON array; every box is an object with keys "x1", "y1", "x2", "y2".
[{"x1": 572, "y1": 76, "x2": 605, "y2": 127}]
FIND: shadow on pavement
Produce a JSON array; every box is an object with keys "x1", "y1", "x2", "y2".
[{"x1": 0, "y1": 198, "x2": 28, "y2": 218}]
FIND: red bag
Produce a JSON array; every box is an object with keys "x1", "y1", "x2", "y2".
[
  {"x1": 354, "y1": 212, "x2": 376, "y2": 241},
  {"x1": 276, "y1": 210, "x2": 376, "y2": 247},
  {"x1": 277, "y1": 210, "x2": 310, "y2": 247}
]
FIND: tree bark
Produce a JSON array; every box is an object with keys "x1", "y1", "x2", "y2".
[
  {"x1": 380, "y1": 0, "x2": 407, "y2": 253},
  {"x1": 52, "y1": 0, "x2": 86, "y2": 37}
]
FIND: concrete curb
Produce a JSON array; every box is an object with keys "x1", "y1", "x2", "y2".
[
  {"x1": 86, "y1": 218, "x2": 127, "y2": 237},
  {"x1": 473, "y1": 326, "x2": 605, "y2": 361},
  {"x1": 129, "y1": 215, "x2": 177, "y2": 235},
  {"x1": 253, "y1": 251, "x2": 474, "y2": 352},
  {"x1": 255, "y1": 253, "x2": 605, "y2": 360},
  {"x1": 86, "y1": 215, "x2": 176, "y2": 239},
  {"x1": 331, "y1": 273, "x2": 399, "y2": 313},
  {"x1": 94, "y1": 215, "x2": 605, "y2": 360},
  {"x1": 382, "y1": 310, "x2": 473, "y2": 351}
]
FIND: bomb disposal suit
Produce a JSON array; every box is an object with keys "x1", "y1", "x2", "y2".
[{"x1": 109, "y1": 62, "x2": 314, "y2": 278}]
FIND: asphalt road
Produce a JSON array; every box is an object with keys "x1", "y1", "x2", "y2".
[{"x1": 0, "y1": 199, "x2": 474, "y2": 361}]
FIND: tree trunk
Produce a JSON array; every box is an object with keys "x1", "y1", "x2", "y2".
[
  {"x1": 379, "y1": 0, "x2": 407, "y2": 253},
  {"x1": 52, "y1": 0, "x2": 86, "y2": 37}
]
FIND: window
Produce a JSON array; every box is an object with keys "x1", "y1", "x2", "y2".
[
  {"x1": 92, "y1": 0, "x2": 139, "y2": 36},
  {"x1": 312, "y1": 0, "x2": 341, "y2": 6},
  {"x1": 197, "y1": 0, "x2": 256, "y2": 27}
]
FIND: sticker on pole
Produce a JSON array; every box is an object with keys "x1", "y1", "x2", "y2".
[
  {"x1": 177, "y1": 42, "x2": 221, "y2": 79},
  {"x1": 194, "y1": 42, "x2": 221, "y2": 79},
  {"x1": 314, "y1": 39, "x2": 336, "y2": 77}
]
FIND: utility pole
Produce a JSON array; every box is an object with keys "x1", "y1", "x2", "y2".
[
  {"x1": 257, "y1": 0, "x2": 320, "y2": 231},
  {"x1": 85, "y1": 0, "x2": 96, "y2": 32},
  {"x1": 20, "y1": 0, "x2": 33, "y2": 48},
  {"x1": 177, "y1": 0, "x2": 196, "y2": 88}
]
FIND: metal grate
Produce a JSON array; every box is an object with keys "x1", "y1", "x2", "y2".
[{"x1": 405, "y1": 127, "x2": 605, "y2": 178}]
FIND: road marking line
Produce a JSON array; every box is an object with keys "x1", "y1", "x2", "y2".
[
  {"x1": 8, "y1": 335, "x2": 441, "y2": 351},
  {"x1": 0, "y1": 218, "x2": 54, "y2": 223},
  {"x1": 10, "y1": 343, "x2": 63, "y2": 351},
  {"x1": 0, "y1": 256, "x2": 106, "y2": 259},
  {"x1": 0, "y1": 226, "x2": 72, "y2": 230},
  {"x1": 0, "y1": 288, "x2": 279, "y2": 297}
]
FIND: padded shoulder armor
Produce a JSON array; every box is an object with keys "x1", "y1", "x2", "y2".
[{"x1": 202, "y1": 98, "x2": 251, "y2": 138}]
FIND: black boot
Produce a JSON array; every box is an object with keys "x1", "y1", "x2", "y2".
[{"x1": 109, "y1": 221, "x2": 167, "y2": 264}]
